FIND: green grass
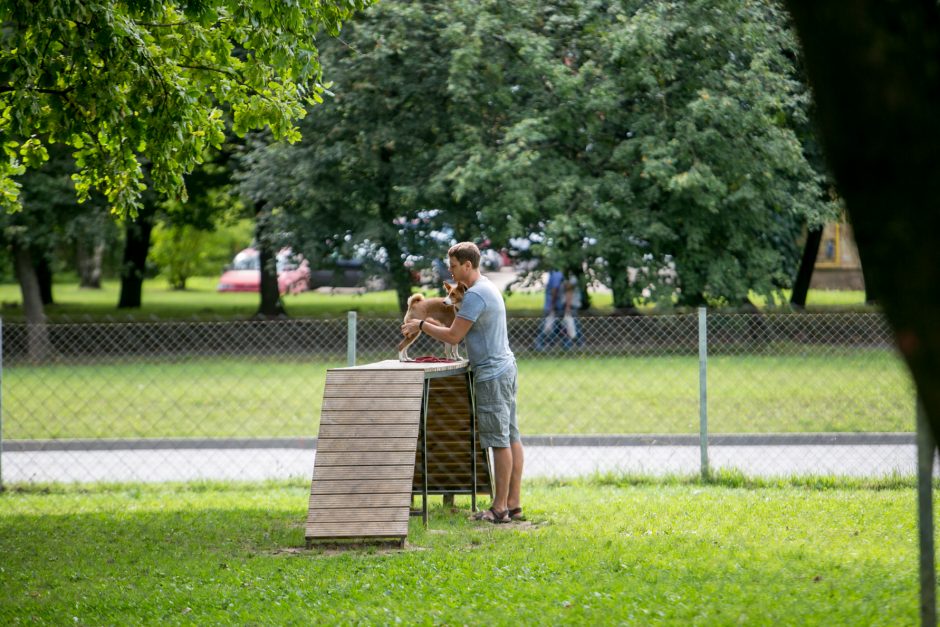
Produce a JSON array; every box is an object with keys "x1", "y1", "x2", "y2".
[
  {"x1": 4, "y1": 352, "x2": 913, "y2": 440},
  {"x1": 0, "y1": 276, "x2": 870, "y2": 321},
  {"x1": 0, "y1": 479, "x2": 924, "y2": 625},
  {"x1": 0, "y1": 277, "x2": 402, "y2": 320}
]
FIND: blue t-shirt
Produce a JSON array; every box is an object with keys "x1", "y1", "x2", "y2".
[
  {"x1": 544, "y1": 270, "x2": 581, "y2": 312},
  {"x1": 544, "y1": 271, "x2": 564, "y2": 311},
  {"x1": 457, "y1": 276, "x2": 515, "y2": 382}
]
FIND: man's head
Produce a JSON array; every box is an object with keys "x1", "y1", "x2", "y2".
[
  {"x1": 447, "y1": 242, "x2": 481, "y2": 269},
  {"x1": 447, "y1": 241, "x2": 482, "y2": 285}
]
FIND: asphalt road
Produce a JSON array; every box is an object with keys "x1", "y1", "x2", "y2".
[{"x1": 1, "y1": 439, "x2": 924, "y2": 484}]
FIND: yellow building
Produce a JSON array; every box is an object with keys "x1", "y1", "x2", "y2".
[{"x1": 810, "y1": 220, "x2": 864, "y2": 290}]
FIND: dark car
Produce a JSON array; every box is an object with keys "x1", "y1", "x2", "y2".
[{"x1": 308, "y1": 258, "x2": 387, "y2": 291}]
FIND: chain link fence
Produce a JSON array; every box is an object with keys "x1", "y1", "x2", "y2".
[{"x1": 0, "y1": 311, "x2": 918, "y2": 485}]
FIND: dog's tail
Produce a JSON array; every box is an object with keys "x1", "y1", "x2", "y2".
[{"x1": 407, "y1": 293, "x2": 425, "y2": 307}]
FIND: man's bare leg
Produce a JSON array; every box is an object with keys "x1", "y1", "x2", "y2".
[
  {"x1": 491, "y1": 446, "x2": 512, "y2": 512},
  {"x1": 507, "y1": 440, "x2": 524, "y2": 511}
]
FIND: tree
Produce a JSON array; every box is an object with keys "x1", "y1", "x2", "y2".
[
  {"x1": 239, "y1": 1, "x2": 467, "y2": 313},
  {"x1": 782, "y1": 2, "x2": 940, "y2": 442},
  {"x1": 0, "y1": 144, "x2": 87, "y2": 357},
  {"x1": 1, "y1": 0, "x2": 370, "y2": 216},
  {"x1": 2, "y1": 0, "x2": 371, "y2": 323},
  {"x1": 443, "y1": 0, "x2": 836, "y2": 310},
  {"x1": 239, "y1": 0, "x2": 835, "y2": 314},
  {"x1": 147, "y1": 136, "x2": 245, "y2": 291},
  {"x1": 788, "y1": 225, "x2": 822, "y2": 309},
  {"x1": 68, "y1": 209, "x2": 119, "y2": 289},
  {"x1": 149, "y1": 217, "x2": 250, "y2": 291}
]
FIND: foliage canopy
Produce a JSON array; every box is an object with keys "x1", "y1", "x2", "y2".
[
  {"x1": 241, "y1": 0, "x2": 837, "y2": 310},
  {"x1": 0, "y1": 0, "x2": 369, "y2": 215}
]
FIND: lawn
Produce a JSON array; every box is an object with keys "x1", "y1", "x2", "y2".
[
  {"x1": 0, "y1": 276, "x2": 871, "y2": 321},
  {"x1": 0, "y1": 478, "x2": 923, "y2": 625},
  {"x1": 3, "y1": 352, "x2": 914, "y2": 440}
]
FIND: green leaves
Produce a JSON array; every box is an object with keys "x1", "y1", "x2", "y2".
[{"x1": 0, "y1": 0, "x2": 371, "y2": 217}]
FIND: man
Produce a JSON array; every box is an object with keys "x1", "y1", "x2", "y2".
[
  {"x1": 401, "y1": 241, "x2": 523, "y2": 523},
  {"x1": 535, "y1": 269, "x2": 581, "y2": 351}
]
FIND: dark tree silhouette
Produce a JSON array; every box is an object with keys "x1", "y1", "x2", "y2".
[{"x1": 785, "y1": 2, "x2": 940, "y2": 436}]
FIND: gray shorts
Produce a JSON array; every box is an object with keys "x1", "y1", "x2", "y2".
[{"x1": 474, "y1": 365, "x2": 519, "y2": 449}]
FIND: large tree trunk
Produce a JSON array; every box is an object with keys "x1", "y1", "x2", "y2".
[
  {"x1": 790, "y1": 226, "x2": 822, "y2": 309},
  {"x1": 254, "y1": 201, "x2": 285, "y2": 318},
  {"x1": 33, "y1": 249, "x2": 54, "y2": 306},
  {"x1": 859, "y1": 257, "x2": 877, "y2": 306},
  {"x1": 118, "y1": 205, "x2": 156, "y2": 309},
  {"x1": 606, "y1": 249, "x2": 637, "y2": 314},
  {"x1": 12, "y1": 242, "x2": 51, "y2": 361},
  {"x1": 377, "y1": 146, "x2": 413, "y2": 314},
  {"x1": 76, "y1": 238, "x2": 104, "y2": 289},
  {"x1": 784, "y1": 2, "x2": 940, "y2": 437}
]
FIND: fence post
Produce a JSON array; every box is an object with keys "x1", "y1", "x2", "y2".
[
  {"x1": 698, "y1": 307, "x2": 709, "y2": 479},
  {"x1": 347, "y1": 311, "x2": 357, "y2": 367},
  {"x1": 917, "y1": 397, "x2": 936, "y2": 627}
]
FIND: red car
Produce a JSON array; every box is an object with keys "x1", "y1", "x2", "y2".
[{"x1": 217, "y1": 248, "x2": 311, "y2": 294}]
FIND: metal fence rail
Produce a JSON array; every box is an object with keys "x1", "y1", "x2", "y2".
[{"x1": 0, "y1": 311, "x2": 919, "y2": 485}]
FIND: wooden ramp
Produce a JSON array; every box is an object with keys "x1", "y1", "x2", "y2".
[{"x1": 306, "y1": 360, "x2": 490, "y2": 546}]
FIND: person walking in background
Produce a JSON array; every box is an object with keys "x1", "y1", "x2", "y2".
[
  {"x1": 401, "y1": 241, "x2": 524, "y2": 523},
  {"x1": 535, "y1": 268, "x2": 582, "y2": 351}
]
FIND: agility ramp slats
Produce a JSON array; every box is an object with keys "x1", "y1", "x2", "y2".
[
  {"x1": 413, "y1": 374, "x2": 492, "y2": 495},
  {"x1": 306, "y1": 368, "x2": 425, "y2": 544},
  {"x1": 306, "y1": 360, "x2": 492, "y2": 546}
]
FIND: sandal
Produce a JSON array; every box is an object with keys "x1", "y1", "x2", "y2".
[
  {"x1": 508, "y1": 507, "x2": 525, "y2": 522},
  {"x1": 472, "y1": 506, "x2": 510, "y2": 524}
]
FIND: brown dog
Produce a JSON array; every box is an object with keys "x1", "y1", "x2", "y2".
[{"x1": 398, "y1": 282, "x2": 467, "y2": 361}]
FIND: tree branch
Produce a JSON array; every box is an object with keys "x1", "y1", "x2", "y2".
[
  {"x1": 135, "y1": 20, "x2": 189, "y2": 28},
  {"x1": 0, "y1": 85, "x2": 74, "y2": 96},
  {"x1": 176, "y1": 63, "x2": 239, "y2": 78}
]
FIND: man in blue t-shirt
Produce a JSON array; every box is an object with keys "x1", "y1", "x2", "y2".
[
  {"x1": 401, "y1": 241, "x2": 523, "y2": 524},
  {"x1": 535, "y1": 269, "x2": 582, "y2": 350}
]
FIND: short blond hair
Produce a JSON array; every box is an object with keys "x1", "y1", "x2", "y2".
[{"x1": 447, "y1": 242, "x2": 481, "y2": 269}]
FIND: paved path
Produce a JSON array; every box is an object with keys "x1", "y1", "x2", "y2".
[{"x1": 1, "y1": 436, "x2": 925, "y2": 483}]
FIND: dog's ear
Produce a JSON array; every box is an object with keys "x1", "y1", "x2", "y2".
[{"x1": 442, "y1": 281, "x2": 451, "y2": 292}]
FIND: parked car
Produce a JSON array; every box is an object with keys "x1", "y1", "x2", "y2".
[
  {"x1": 309, "y1": 257, "x2": 388, "y2": 291},
  {"x1": 217, "y1": 248, "x2": 311, "y2": 294}
]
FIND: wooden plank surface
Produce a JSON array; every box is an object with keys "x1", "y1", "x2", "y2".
[
  {"x1": 317, "y1": 423, "x2": 419, "y2": 440},
  {"x1": 306, "y1": 521, "x2": 409, "y2": 537},
  {"x1": 316, "y1": 438, "x2": 418, "y2": 453},
  {"x1": 309, "y1": 493, "x2": 413, "y2": 509},
  {"x1": 306, "y1": 508, "x2": 411, "y2": 524},
  {"x1": 414, "y1": 453, "x2": 486, "y2": 466},
  {"x1": 321, "y1": 397, "x2": 423, "y2": 412},
  {"x1": 413, "y1": 461, "x2": 491, "y2": 471},
  {"x1": 320, "y1": 410, "x2": 422, "y2": 425},
  {"x1": 313, "y1": 465, "x2": 414, "y2": 481},
  {"x1": 308, "y1": 361, "x2": 485, "y2": 543},
  {"x1": 322, "y1": 383, "x2": 425, "y2": 398},
  {"x1": 310, "y1": 478, "x2": 413, "y2": 495},
  {"x1": 326, "y1": 370, "x2": 426, "y2": 385},
  {"x1": 333, "y1": 359, "x2": 468, "y2": 373},
  {"x1": 314, "y1": 451, "x2": 416, "y2": 466}
]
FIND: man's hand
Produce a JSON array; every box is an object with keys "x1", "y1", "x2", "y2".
[{"x1": 401, "y1": 319, "x2": 422, "y2": 337}]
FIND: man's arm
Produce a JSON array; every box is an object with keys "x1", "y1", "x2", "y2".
[{"x1": 401, "y1": 316, "x2": 473, "y2": 345}]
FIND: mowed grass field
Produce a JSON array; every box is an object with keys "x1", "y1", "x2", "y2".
[
  {"x1": 0, "y1": 276, "x2": 870, "y2": 321},
  {"x1": 4, "y1": 352, "x2": 914, "y2": 440},
  {"x1": 0, "y1": 479, "x2": 924, "y2": 625}
]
